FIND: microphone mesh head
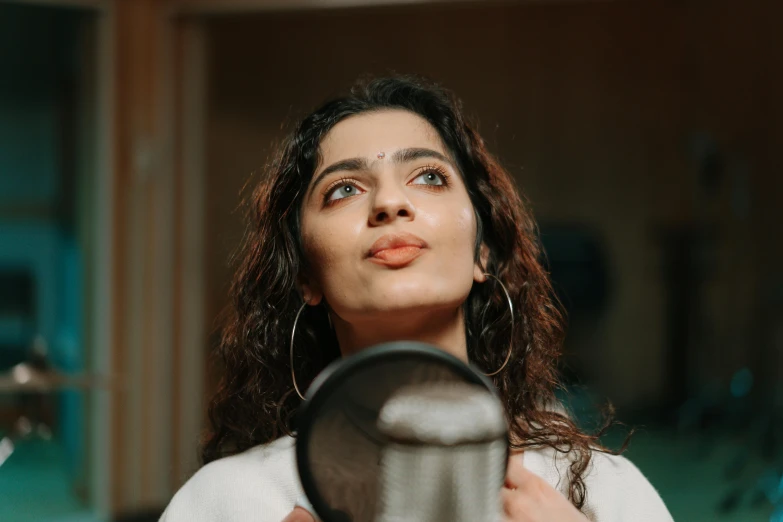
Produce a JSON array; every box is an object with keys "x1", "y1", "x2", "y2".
[{"x1": 374, "y1": 382, "x2": 507, "y2": 522}]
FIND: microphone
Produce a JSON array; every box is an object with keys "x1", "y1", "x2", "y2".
[
  {"x1": 373, "y1": 382, "x2": 507, "y2": 522},
  {"x1": 294, "y1": 343, "x2": 508, "y2": 522}
]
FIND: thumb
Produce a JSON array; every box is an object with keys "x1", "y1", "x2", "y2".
[
  {"x1": 505, "y1": 451, "x2": 528, "y2": 489},
  {"x1": 281, "y1": 506, "x2": 316, "y2": 522},
  {"x1": 512, "y1": 450, "x2": 525, "y2": 467}
]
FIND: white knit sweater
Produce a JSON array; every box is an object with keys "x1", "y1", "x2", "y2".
[{"x1": 160, "y1": 436, "x2": 674, "y2": 522}]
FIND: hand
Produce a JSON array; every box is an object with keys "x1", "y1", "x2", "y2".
[
  {"x1": 502, "y1": 454, "x2": 590, "y2": 522},
  {"x1": 280, "y1": 506, "x2": 315, "y2": 522}
]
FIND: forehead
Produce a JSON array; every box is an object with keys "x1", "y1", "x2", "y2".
[{"x1": 318, "y1": 110, "x2": 447, "y2": 164}]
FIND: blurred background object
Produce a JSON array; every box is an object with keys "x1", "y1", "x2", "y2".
[
  {"x1": 0, "y1": 0, "x2": 780, "y2": 521},
  {"x1": 0, "y1": 3, "x2": 105, "y2": 521}
]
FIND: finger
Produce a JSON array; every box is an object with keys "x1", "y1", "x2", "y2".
[
  {"x1": 510, "y1": 449, "x2": 526, "y2": 466},
  {"x1": 280, "y1": 506, "x2": 316, "y2": 522},
  {"x1": 500, "y1": 487, "x2": 527, "y2": 519},
  {"x1": 501, "y1": 486, "x2": 515, "y2": 506},
  {"x1": 504, "y1": 454, "x2": 534, "y2": 490}
]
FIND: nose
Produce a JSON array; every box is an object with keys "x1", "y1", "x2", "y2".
[{"x1": 368, "y1": 181, "x2": 416, "y2": 226}]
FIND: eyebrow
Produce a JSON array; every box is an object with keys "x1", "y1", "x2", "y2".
[
  {"x1": 308, "y1": 147, "x2": 453, "y2": 198},
  {"x1": 392, "y1": 147, "x2": 451, "y2": 165}
]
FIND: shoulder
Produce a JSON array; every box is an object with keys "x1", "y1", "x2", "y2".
[
  {"x1": 159, "y1": 436, "x2": 302, "y2": 522},
  {"x1": 582, "y1": 451, "x2": 673, "y2": 521},
  {"x1": 524, "y1": 447, "x2": 674, "y2": 522}
]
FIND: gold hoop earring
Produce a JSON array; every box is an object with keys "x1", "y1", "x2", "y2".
[
  {"x1": 290, "y1": 302, "x2": 308, "y2": 400},
  {"x1": 480, "y1": 273, "x2": 514, "y2": 377}
]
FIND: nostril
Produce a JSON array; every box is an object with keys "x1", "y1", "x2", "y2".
[
  {"x1": 397, "y1": 209, "x2": 409, "y2": 217},
  {"x1": 376, "y1": 212, "x2": 388, "y2": 222}
]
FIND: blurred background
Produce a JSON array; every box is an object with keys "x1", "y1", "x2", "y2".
[{"x1": 0, "y1": 0, "x2": 781, "y2": 521}]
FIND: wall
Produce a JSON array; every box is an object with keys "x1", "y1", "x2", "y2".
[{"x1": 0, "y1": 2, "x2": 91, "y2": 513}]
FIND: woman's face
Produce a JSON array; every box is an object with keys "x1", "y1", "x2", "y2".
[{"x1": 299, "y1": 109, "x2": 487, "y2": 331}]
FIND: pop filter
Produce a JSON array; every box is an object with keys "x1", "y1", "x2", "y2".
[{"x1": 295, "y1": 341, "x2": 508, "y2": 522}]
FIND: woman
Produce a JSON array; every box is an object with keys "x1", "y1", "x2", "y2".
[{"x1": 161, "y1": 76, "x2": 673, "y2": 522}]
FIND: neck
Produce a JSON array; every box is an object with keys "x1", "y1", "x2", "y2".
[{"x1": 333, "y1": 306, "x2": 468, "y2": 362}]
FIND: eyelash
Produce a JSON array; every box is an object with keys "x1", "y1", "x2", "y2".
[
  {"x1": 322, "y1": 176, "x2": 361, "y2": 206},
  {"x1": 321, "y1": 165, "x2": 451, "y2": 207},
  {"x1": 416, "y1": 164, "x2": 451, "y2": 188}
]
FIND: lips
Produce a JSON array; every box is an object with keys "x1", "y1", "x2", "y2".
[{"x1": 367, "y1": 232, "x2": 428, "y2": 268}]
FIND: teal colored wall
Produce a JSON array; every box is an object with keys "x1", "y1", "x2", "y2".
[{"x1": 0, "y1": 3, "x2": 86, "y2": 488}]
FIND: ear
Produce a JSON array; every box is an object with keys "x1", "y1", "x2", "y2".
[
  {"x1": 473, "y1": 243, "x2": 491, "y2": 283},
  {"x1": 297, "y1": 273, "x2": 323, "y2": 306}
]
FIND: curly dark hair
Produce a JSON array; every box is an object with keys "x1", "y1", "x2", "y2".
[{"x1": 202, "y1": 75, "x2": 626, "y2": 509}]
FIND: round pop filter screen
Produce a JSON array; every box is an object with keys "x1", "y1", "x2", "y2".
[{"x1": 296, "y1": 341, "x2": 508, "y2": 522}]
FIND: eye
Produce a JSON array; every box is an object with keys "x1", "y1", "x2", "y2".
[
  {"x1": 325, "y1": 180, "x2": 364, "y2": 204},
  {"x1": 410, "y1": 168, "x2": 449, "y2": 187}
]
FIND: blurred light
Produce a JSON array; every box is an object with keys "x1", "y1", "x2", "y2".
[
  {"x1": 37, "y1": 423, "x2": 52, "y2": 441},
  {"x1": 15, "y1": 416, "x2": 32, "y2": 437},
  {"x1": 31, "y1": 334, "x2": 48, "y2": 358},
  {"x1": 12, "y1": 363, "x2": 31, "y2": 384},
  {"x1": 0, "y1": 437, "x2": 14, "y2": 467},
  {"x1": 730, "y1": 367, "x2": 753, "y2": 398}
]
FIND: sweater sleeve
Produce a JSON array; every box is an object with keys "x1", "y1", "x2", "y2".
[
  {"x1": 159, "y1": 439, "x2": 301, "y2": 522},
  {"x1": 581, "y1": 452, "x2": 674, "y2": 522}
]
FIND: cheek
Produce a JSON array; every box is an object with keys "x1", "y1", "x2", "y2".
[
  {"x1": 301, "y1": 217, "x2": 361, "y2": 285},
  {"x1": 421, "y1": 202, "x2": 478, "y2": 275},
  {"x1": 303, "y1": 226, "x2": 339, "y2": 271},
  {"x1": 447, "y1": 205, "x2": 479, "y2": 258}
]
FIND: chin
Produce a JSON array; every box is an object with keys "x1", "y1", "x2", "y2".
[
  {"x1": 369, "y1": 280, "x2": 467, "y2": 314},
  {"x1": 372, "y1": 297, "x2": 444, "y2": 314}
]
